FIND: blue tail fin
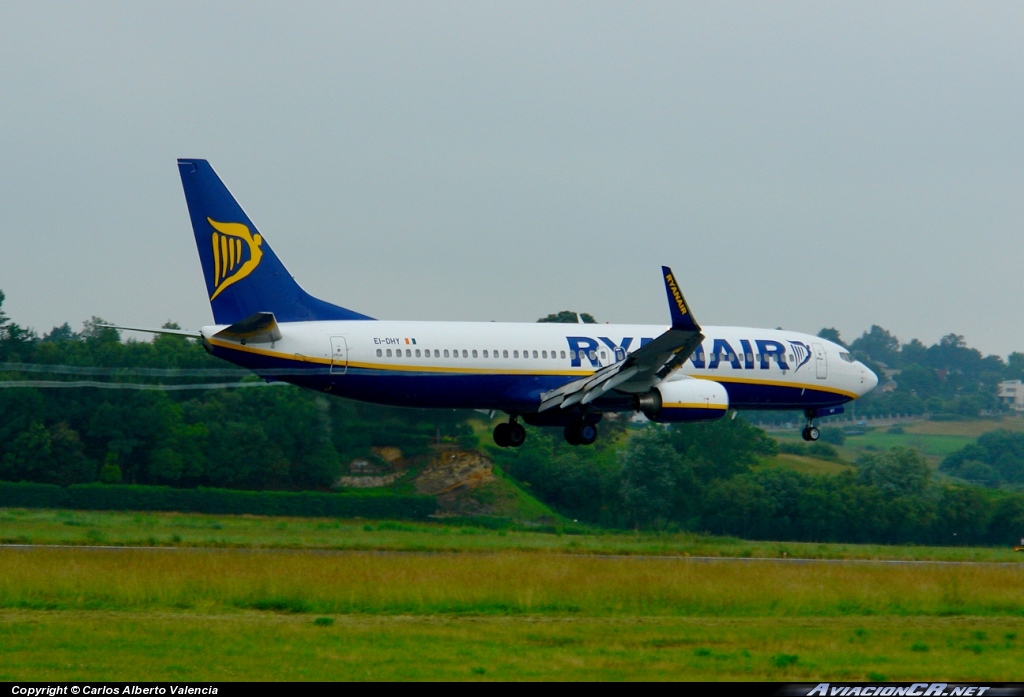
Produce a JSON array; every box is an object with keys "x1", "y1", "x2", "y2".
[{"x1": 177, "y1": 159, "x2": 374, "y2": 325}]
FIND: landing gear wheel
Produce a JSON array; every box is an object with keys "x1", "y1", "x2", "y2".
[
  {"x1": 802, "y1": 426, "x2": 819, "y2": 442},
  {"x1": 578, "y1": 423, "x2": 598, "y2": 446},
  {"x1": 564, "y1": 422, "x2": 598, "y2": 446},
  {"x1": 493, "y1": 422, "x2": 511, "y2": 447},
  {"x1": 507, "y1": 422, "x2": 526, "y2": 447}
]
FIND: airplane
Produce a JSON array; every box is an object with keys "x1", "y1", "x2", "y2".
[{"x1": 116, "y1": 159, "x2": 879, "y2": 448}]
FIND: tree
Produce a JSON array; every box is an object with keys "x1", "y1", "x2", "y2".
[
  {"x1": 537, "y1": 311, "x2": 597, "y2": 324},
  {"x1": 619, "y1": 426, "x2": 697, "y2": 529},
  {"x1": 817, "y1": 328, "x2": 847, "y2": 348},
  {"x1": 850, "y1": 325, "x2": 901, "y2": 366},
  {"x1": 0, "y1": 421, "x2": 92, "y2": 486},
  {"x1": 666, "y1": 416, "x2": 777, "y2": 483},
  {"x1": 855, "y1": 447, "x2": 930, "y2": 498},
  {"x1": 896, "y1": 364, "x2": 941, "y2": 400},
  {"x1": 1006, "y1": 353, "x2": 1024, "y2": 381}
]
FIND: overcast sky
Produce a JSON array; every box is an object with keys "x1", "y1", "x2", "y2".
[{"x1": 1, "y1": 2, "x2": 1022, "y2": 357}]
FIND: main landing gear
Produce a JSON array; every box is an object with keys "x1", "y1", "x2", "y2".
[
  {"x1": 563, "y1": 421, "x2": 598, "y2": 446},
  {"x1": 801, "y1": 409, "x2": 820, "y2": 442},
  {"x1": 493, "y1": 417, "x2": 526, "y2": 448}
]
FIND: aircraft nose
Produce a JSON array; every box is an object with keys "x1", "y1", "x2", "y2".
[{"x1": 862, "y1": 364, "x2": 879, "y2": 393}]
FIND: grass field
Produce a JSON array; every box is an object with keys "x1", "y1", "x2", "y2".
[
  {"x1": 3, "y1": 508, "x2": 1024, "y2": 680},
  {"x1": 4, "y1": 507, "x2": 1024, "y2": 562},
  {"x1": 4, "y1": 612, "x2": 1022, "y2": 681}
]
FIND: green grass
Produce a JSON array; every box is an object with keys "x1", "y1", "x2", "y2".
[
  {"x1": 4, "y1": 511, "x2": 1024, "y2": 680},
  {"x1": 757, "y1": 454, "x2": 852, "y2": 476},
  {"x1": 3, "y1": 612, "x2": 1023, "y2": 681},
  {"x1": 4, "y1": 507, "x2": 1024, "y2": 561},
  {"x1": 2, "y1": 547, "x2": 1023, "y2": 617},
  {"x1": 841, "y1": 432, "x2": 974, "y2": 460}
]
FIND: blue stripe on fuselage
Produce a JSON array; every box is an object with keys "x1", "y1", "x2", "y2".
[{"x1": 209, "y1": 343, "x2": 851, "y2": 412}]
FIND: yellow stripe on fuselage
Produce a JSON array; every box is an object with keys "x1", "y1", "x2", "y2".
[
  {"x1": 206, "y1": 338, "x2": 856, "y2": 397},
  {"x1": 689, "y1": 373, "x2": 859, "y2": 400}
]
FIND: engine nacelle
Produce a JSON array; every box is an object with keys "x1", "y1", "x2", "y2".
[{"x1": 635, "y1": 378, "x2": 729, "y2": 423}]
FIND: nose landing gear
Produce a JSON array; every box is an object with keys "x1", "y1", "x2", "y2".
[{"x1": 801, "y1": 409, "x2": 820, "y2": 441}]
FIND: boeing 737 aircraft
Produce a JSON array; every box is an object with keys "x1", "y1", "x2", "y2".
[{"x1": 119, "y1": 159, "x2": 878, "y2": 447}]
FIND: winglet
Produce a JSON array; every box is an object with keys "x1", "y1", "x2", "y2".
[{"x1": 661, "y1": 266, "x2": 700, "y2": 332}]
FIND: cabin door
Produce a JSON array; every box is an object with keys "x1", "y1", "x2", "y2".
[
  {"x1": 812, "y1": 343, "x2": 827, "y2": 379},
  {"x1": 330, "y1": 336, "x2": 348, "y2": 375}
]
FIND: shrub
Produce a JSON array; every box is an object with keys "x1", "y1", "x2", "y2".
[{"x1": 0, "y1": 481, "x2": 437, "y2": 520}]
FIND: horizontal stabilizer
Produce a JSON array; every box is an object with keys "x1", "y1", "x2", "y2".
[
  {"x1": 99, "y1": 324, "x2": 201, "y2": 339},
  {"x1": 214, "y1": 312, "x2": 283, "y2": 344}
]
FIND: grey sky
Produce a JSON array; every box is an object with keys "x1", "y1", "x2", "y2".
[{"x1": 1, "y1": 2, "x2": 1022, "y2": 357}]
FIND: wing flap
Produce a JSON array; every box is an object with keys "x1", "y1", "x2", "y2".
[{"x1": 538, "y1": 266, "x2": 704, "y2": 411}]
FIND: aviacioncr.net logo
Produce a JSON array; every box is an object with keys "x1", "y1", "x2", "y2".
[{"x1": 208, "y1": 218, "x2": 263, "y2": 300}]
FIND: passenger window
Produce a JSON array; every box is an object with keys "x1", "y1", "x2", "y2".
[
  {"x1": 482, "y1": 350, "x2": 488, "y2": 358},
  {"x1": 589, "y1": 350, "x2": 597, "y2": 361},
  {"x1": 532, "y1": 350, "x2": 538, "y2": 358},
  {"x1": 461, "y1": 350, "x2": 467, "y2": 358},
  {"x1": 433, "y1": 349, "x2": 439, "y2": 358},
  {"x1": 472, "y1": 350, "x2": 478, "y2": 358},
  {"x1": 443, "y1": 349, "x2": 449, "y2": 358},
  {"x1": 406, "y1": 349, "x2": 412, "y2": 357},
  {"x1": 415, "y1": 349, "x2": 421, "y2": 358},
  {"x1": 542, "y1": 350, "x2": 547, "y2": 359},
  {"x1": 386, "y1": 349, "x2": 392, "y2": 357},
  {"x1": 569, "y1": 350, "x2": 576, "y2": 360},
  {"x1": 561, "y1": 351, "x2": 566, "y2": 359},
  {"x1": 376, "y1": 348, "x2": 382, "y2": 357},
  {"x1": 512, "y1": 350, "x2": 518, "y2": 358},
  {"x1": 600, "y1": 351, "x2": 607, "y2": 361}
]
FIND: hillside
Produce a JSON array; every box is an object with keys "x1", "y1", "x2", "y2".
[{"x1": 335, "y1": 444, "x2": 560, "y2": 523}]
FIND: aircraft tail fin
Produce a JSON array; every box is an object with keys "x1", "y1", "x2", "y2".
[{"x1": 177, "y1": 159, "x2": 374, "y2": 325}]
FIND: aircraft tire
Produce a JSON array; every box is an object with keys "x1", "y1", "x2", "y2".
[
  {"x1": 578, "y1": 423, "x2": 598, "y2": 446},
  {"x1": 563, "y1": 423, "x2": 582, "y2": 446},
  {"x1": 493, "y1": 423, "x2": 511, "y2": 447},
  {"x1": 507, "y1": 423, "x2": 527, "y2": 447},
  {"x1": 808, "y1": 426, "x2": 819, "y2": 441}
]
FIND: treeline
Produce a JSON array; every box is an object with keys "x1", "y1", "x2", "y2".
[
  {"x1": 0, "y1": 294, "x2": 475, "y2": 490},
  {"x1": 820, "y1": 325, "x2": 1019, "y2": 419},
  {"x1": 0, "y1": 481, "x2": 436, "y2": 519},
  {"x1": 496, "y1": 421, "x2": 1024, "y2": 545},
  {"x1": 940, "y1": 429, "x2": 1024, "y2": 489}
]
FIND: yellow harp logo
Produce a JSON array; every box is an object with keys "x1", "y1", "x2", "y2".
[{"x1": 208, "y1": 218, "x2": 263, "y2": 300}]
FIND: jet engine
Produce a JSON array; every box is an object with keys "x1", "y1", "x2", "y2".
[{"x1": 635, "y1": 377, "x2": 729, "y2": 423}]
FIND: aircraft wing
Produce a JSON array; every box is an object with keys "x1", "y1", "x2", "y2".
[{"x1": 538, "y1": 267, "x2": 704, "y2": 412}]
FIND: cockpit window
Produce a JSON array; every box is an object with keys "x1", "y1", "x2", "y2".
[{"x1": 839, "y1": 352, "x2": 856, "y2": 363}]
